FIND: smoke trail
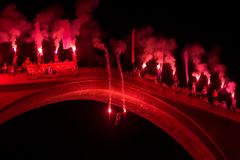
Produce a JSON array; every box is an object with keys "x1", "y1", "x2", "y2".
[
  {"x1": 226, "y1": 81, "x2": 236, "y2": 97},
  {"x1": 33, "y1": 21, "x2": 43, "y2": 64},
  {"x1": 61, "y1": 20, "x2": 72, "y2": 50},
  {"x1": 183, "y1": 48, "x2": 189, "y2": 85},
  {"x1": 33, "y1": 21, "x2": 43, "y2": 50},
  {"x1": 92, "y1": 37, "x2": 112, "y2": 112},
  {"x1": 52, "y1": 19, "x2": 65, "y2": 53},
  {"x1": 35, "y1": 6, "x2": 63, "y2": 40},
  {"x1": 188, "y1": 43, "x2": 210, "y2": 84},
  {"x1": 110, "y1": 39, "x2": 127, "y2": 112},
  {"x1": 135, "y1": 27, "x2": 177, "y2": 75},
  {"x1": 208, "y1": 46, "x2": 226, "y2": 86},
  {"x1": 196, "y1": 63, "x2": 211, "y2": 84},
  {"x1": 164, "y1": 38, "x2": 177, "y2": 75},
  {"x1": 0, "y1": 4, "x2": 31, "y2": 48},
  {"x1": 189, "y1": 43, "x2": 204, "y2": 65},
  {"x1": 72, "y1": 0, "x2": 100, "y2": 40},
  {"x1": 135, "y1": 26, "x2": 154, "y2": 63}
]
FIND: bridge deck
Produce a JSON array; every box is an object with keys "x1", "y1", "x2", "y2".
[{"x1": 1, "y1": 68, "x2": 240, "y2": 160}]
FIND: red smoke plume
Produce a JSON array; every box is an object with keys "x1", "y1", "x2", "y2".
[
  {"x1": 109, "y1": 39, "x2": 127, "y2": 56},
  {"x1": 71, "y1": 0, "x2": 100, "y2": 42},
  {"x1": 188, "y1": 43, "x2": 210, "y2": 83},
  {"x1": 135, "y1": 26, "x2": 177, "y2": 72},
  {"x1": 35, "y1": 6, "x2": 63, "y2": 40},
  {"x1": 92, "y1": 37, "x2": 106, "y2": 51},
  {"x1": 0, "y1": 4, "x2": 31, "y2": 47},
  {"x1": 208, "y1": 46, "x2": 226, "y2": 84}
]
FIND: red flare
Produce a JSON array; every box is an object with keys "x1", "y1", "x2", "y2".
[
  {"x1": 108, "y1": 108, "x2": 112, "y2": 113},
  {"x1": 232, "y1": 93, "x2": 235, "y2": 98},
  {"x1": 72, "y1": 46, "x2": 76, "y2": 53},
  {"x1": 13, "y1": 46, "x2": 17, "y2": 52},
  {"x1": 123, "y1": 108, "x2": 126, "y2": 113},
  {"x1": 196, "y1": 75, "x2": 200, "y2": 81},
  {"x1": 38, "y1": 47, "x2": 43, "y2": 55},
  {"x1": 55, "y1": 47, "x2": 58, "y2": 54},
  {"x1": 173, "y1": 70, "x2": 176, "y2": 76},
  {"x1": 157, "y1": 64, "x2": 160, "y2": 70},
  {"x1": 142, "y1": 62, "x2": 147, "y2": 69},
  {"x1": 221, "y1": 81, "x2": 224, "y2": 89}
]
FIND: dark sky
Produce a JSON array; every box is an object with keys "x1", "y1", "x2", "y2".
[
  {"x1": 0, "y1": 100, "x2": 192, "y2": 160},
  {"x1": 1, "y1": 0, "x2": 238, "y2": 82}
]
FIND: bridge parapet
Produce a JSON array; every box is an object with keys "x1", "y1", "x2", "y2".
[{"x1": 0, "y1": 68, "x2": 240, "y2": 160}]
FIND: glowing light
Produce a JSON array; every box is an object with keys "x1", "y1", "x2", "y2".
[
  {"x1": 13, "y1": 46, "x2": 17, "y2": 52},
  {"x1": 192, "y1": 72, "x2": 201, "y2": 82},
  {"x1": 38, "y1": 47, "x2": 43, "y2": 55},
  {"x1": 173, "y1": 70, "x2": 176, "y2": 76},
  {"x1": 232, "y1": 93, "x2": 235, "y2": 98},
  {"x1": 55, "y1": 47, "x2": 58, "y2": 54},
  {"x1": 157, "y1": 64, "x2": 160, "y2": 70},
  {"x1": 196, "y1": 75, "x2": 200, "y2": 81},
  {"x1": 221, "y1": 81, "x2": 224, "y2": 89},
  {"x1": 108, "y1": 108, "x2": 112, "y2": 113},
  {"x1": 123, "y1": 108, "x2": 126, "y2": 113},
  {"x1": 142, "y1": 62, "x2": 147, "y2": 69},
  {"x1": 208, "y1": 79, "x2": 211, "y2": 85},
  {"x1": 72, "y1": 46, "x2": 76, "y2": 52}
]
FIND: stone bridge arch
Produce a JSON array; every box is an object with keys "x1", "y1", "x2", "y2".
[{"x1": 0, "y1": 69, "x2": 231, "y2": 160}]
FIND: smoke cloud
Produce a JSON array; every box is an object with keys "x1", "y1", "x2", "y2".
[
  {"x1": 208, "y1": 46, "x2": 226, "y2": 83},
  {"x1": 0, "y1": 4, "x2": 31, "y2": 47},
  {"x1": 109, "y1": 39, "x2": 127, "y2": 56}
]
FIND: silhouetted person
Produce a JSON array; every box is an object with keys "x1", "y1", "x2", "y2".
[
  {"x1": 191, "y1": 82, "x2": 197, "y2": 96},
  {"x1": 54, "y1": 55, "x2": 59, "y2": 63},
  {"x1": 2, "y1": 63, "x2": 8, "y2": 74},
  {"x1": 212, "y1": 90, "x2": 218, "y2": 105},
  {"x1": 202, "y1": 86, "x2": 208, "y2": 102},
  {"x1": 25, "y1": 57, "x2": 31, "y2": 66},
  {"x1": 114, "y1": 112, "x2": 121, "y2": 127},
  {"x1": 231, "y1": 98, "x2": 236, "y2": 112}
]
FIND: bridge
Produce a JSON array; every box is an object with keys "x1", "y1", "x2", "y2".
[{"x1": 1, "y1": 68, "x2": 240, "y2": 160}]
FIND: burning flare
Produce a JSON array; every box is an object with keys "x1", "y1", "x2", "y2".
[
  {"x1": 142, "y1": 62, "x2": 147, "y2": 69},
  {"x1": 72, "y1": 45, "x2": 76, "y2": 53},
  {"x1": 12, "y1": 44, "x2": 17, "y2": 53},
  {"x1": 38, "y1": 47, "x2": 43, "y2": 55},
  {"x1": 55, "y1": 46, "x2": 59, "y2": 54}
]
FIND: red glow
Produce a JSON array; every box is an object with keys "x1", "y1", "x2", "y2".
[
  {"x1": 123, "y1": 108, "x2": 126, "y2": 113},
  {"x1": 232, "y1": 93, "x2": 235, "y2": 98},
  {"x1": 38, "y1": 47, "x2": 43, "y2": 55},
  {"x1": 196, "y1": 75, "x2": 200, "y2": 81},
  {"x1": 221, "y1": 81, "x2": 224, "y2": 89},
  {"x1": 157, "y1": 64, "x2": 160, "y2": 70},
  {"x1": 131, "y1": 29, "x2": 135, "y2": 64},
  {"x1": 173, "y1": 70, "x2": 176, "y2": 76},
  {"x1": 55, "y1": 47, "x2": 58, "y2": 54},
  {"x1": 208, "y1": 79, "x2": 210, "y2": 85},
  {"x1": 72, "y1": 46, "x2": 76, "y2": 53},
  {"x1": 108, "y1": 108, "x2": 112, "y2": 113},
  {"x1": 142, "y1": 62, "x2": 147, "y2": 69},
  {"x1": 13, "y1": 46, "x2": 17, "y2": 52}
]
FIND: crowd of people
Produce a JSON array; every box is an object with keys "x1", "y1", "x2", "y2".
[
  {"x1": 0, "y1": 56, "x2": 238, "y2": 113},
  {"x1": 131, "y1": 67, "x2": 238, "y2": 113},
  {"x1": 0, "y1": 57, "x2": 32, "y2": 74},
  {"x1": 0, "y1": 55, "x2": 61, "y2": 74}
]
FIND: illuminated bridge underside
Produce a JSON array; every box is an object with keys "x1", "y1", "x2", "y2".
[{"x1": 1, "y1": 68, "x2": 240, "y2": 160}]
